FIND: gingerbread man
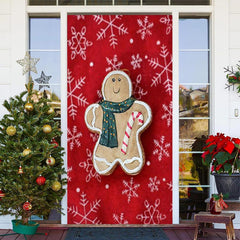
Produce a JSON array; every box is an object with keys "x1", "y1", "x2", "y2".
[{"x1": 85, "y1": 70, "x2": 152, "y2": 175}]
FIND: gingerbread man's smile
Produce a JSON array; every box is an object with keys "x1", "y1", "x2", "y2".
[{"x1": 113, "y1": 87, "x2": 120, "y2": 94}]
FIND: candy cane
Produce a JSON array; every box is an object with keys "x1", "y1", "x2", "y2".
[{"x1": 121, "y1": 111, "x2": 144, "y2": 155}]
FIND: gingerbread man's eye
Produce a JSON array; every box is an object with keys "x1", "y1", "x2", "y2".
[
  {"x1": 112, "y1": 78, "x2": 116, "y2": 82},
  {"x1": 118, "y1": 78, "x2": 121, "y2": 82}
]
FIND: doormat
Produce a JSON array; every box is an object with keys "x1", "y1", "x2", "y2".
[{"x1": 64, "y1": 227, "x2": 169, "y2": 240}]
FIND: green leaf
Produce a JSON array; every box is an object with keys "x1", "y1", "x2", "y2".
[
  {"x1": 208, "y1": 144, "x2": 216, "y2": 153},
  {"x1": 236, "y1": 158, "x2": 240, "y2": 169},
  {"x1": 230, "y1": 150, "x2": 238, "y2": 159},
  {"x1": 215, "y1": 152, "x2": 229, "y2": 164},
  {"x1": 203, "y1": 153, "x2": 212, "y2": 165},
  {"x1": 223, "y1": 163, "x2": 232, "y2": 173}
]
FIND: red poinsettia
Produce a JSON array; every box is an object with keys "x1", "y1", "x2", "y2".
[{"x1": 202, "y1": 133, "x2": 240, "y2": 174}]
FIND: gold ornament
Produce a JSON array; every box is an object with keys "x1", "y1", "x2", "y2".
[
  {"x1": 43, "y1": 124, "x2": 52, "y2": 134},
  {"x1": 52, "y1": 181, "x2": 61, "y2": 191},
  {"x1": 6, "y1": 126, "x2": 16, "y2": 136},
  {"x1": 46, "y1": 156, "x2": 55, "y2": 166},
  {"x1": 47, "y1": 107, "x2": 54, "y2": 115},
  {"x1": 23, "y1": 148, "x2": 31, "y2": 157},
  {"x1": 24, "y1": 102, "x2": 34, "y2": 112}
]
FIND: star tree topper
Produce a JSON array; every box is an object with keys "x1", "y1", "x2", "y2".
[
  {"x1": 16, "y1": 52, "x2": 40, "y2": 75},
  {"x1": 34, "y1": 71, "x2": 52, "y2": 90}
]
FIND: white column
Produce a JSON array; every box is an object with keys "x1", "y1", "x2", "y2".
[
  {"x1": 211, "y1": 0, "x2": 229, "y2": 135},
  {"x1": 172, "y1": 11, "x2": 179, "y2": 224},
  {"x1": 60, "y1": 9, "x2": 68, "y2": 225},
  {"x1": 210, "y1": 0, "x2": 229, "y2": 201}
]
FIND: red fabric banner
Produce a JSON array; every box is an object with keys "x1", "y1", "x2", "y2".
[{"x1": 67, "y1": 15, "x2": 172, "y2": 224}]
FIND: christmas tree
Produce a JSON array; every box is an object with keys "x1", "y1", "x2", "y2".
[{"x1": 0, "y1": 78, "x2": 66, "y2": 224}]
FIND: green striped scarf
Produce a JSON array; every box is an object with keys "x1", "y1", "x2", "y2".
[{"x1": 99, "y1": 97, "x2": 135, "y2": 148}]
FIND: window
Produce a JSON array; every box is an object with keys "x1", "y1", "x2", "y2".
[
  {"x1": 29, "y1": 18, "x2": 61, "y2": 118},
  {"x1": 179, "y1": 18, "x2": 210, "y2": 221},
  {"x1": 29, "y1": 17, "x2": 61, "y2": 223}
]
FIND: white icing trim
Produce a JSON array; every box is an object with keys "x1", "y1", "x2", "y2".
[
  {"x1": 84, "y1": 104, "x2": 101, "y2": 133},
  {"x1": 91, "y1": 104, "x2": 99, "y2": 128},
  {"x1": 94, "y1": 156, "x2": 120, "y2": 175},
  {"x1": 101, "y1": 70, "x2": 132, "y2": 100},
  {"x1": 121, "y1": 157, "x2": 143, "y2": 174}
]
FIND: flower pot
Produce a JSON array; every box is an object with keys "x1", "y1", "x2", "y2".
[
  {"x1": 12, "y1": 219, "x2": 39, "y2": 235},
  {"x1": 214, "y1": 173, "x2": 240, "y2": 200}
]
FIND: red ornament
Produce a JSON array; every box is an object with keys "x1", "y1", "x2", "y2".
[
  {"x1": 0, "y1": 189, "x2": 5, "y2": 198},
  {"x1": 36, "y1": 176, "x2": 46, "y2": 185},
  {"x1": 23, "y1": 201, "x2": 32, "y2": 211},
  {"x1": 51, "y1": 138, "x2": 59, "y2": 148}
]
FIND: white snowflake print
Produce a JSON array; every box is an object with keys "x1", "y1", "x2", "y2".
[
  {"x1": 90, "y1": 133, "x2": 99, "y2": 142},
  {"x1": 113, "y1": 213, "x2": 129, "y2": 224},
  {"x1": 160, "y1": 15, "x2": 172, "y2": 35},
  {"x1": 67, "y1": 69, "x2": 88, "y2": 120},
  {"x1": 153, "y1": 136, "x2": 170, "y2": 161},
  {"x1": 167, "y1": 181, "x2": 173, "y2": 191},
  {"x1": 68, "y1": 190, "x2": 101, "y2": 224},
  {"x1": 148, "y1": 176, "x2": 160, "y2": 192},
  {"x1": 93, "y1": 15, "x2": 128, "y2": 49},
  {"x1": 162, "y1": 102, "x2": 172, "y2": 127},
  {"x1": 68, "y1": 26, "x2": 93, "y2": 60},
  {"x1": 133, "y1": 74, "x2": 148, "y2": 100},
  {"x1": 77, "y1": 15, "x2": 85, "y2": 20},
  {"x1": 67, "y1": 126, "x2": 82, "y2": 151},
  {"x1": 79, "y1": 148, "x2": 101, "y2": 183},
  {"x1": 105, "y1": 55, "x2": 123, "y2": 72},
  {"x1": 148, "y1": 45, "x2": 172, "y2": 95},
  {"x1": 97, "y1": 89, "x2": 103, "y2": 99},
  {"x1": 170, "y1": 203, "x2": 173, "y2": 212},
  {"x1": 136, "y1": 199, "x2": 166, "y2": 224},
  {"x1": 131, "y1": 54, "x2": 142, "y2": 70},
  {"x1": 136, "y1": 16, "x2": 154, "y2": 40},
  {"x1": 67, "y1": 166, "x2": 73, "y2": 182},
  {"x1": 122, "y1": 177, "x2": 140, "y2": 203}
]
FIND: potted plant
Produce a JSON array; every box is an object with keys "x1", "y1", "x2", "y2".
[
  {"x1": 0, "y1": 79, "x2": 66, "y2": 235},
  {"x1": 202, "y1": 133, "x2": 240, "y2": 199}
]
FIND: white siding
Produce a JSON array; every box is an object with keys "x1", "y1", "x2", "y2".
[
  {"x1": 0, "y1": 0, "x2": 10, "y2": 14},
  {"x1": 0, "y1": 1, "x2": 11, "y2": 86},
  {"x1": 0, "y1": 0, "x2": 26, "y2": 228},
  {"x1": 228, "y1": 1, "x2": 240, "y2": 138},
  {"x1": 229, "y1": 0, "x2": 240, "y2": 13},
  {"x1": 0, "y1": 0, "x2": 12, "y2": 229}
]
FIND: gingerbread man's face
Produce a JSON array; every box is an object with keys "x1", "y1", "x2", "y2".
[{"x1": 102, "y1": 72, "x2": 132, "y2": 102}]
